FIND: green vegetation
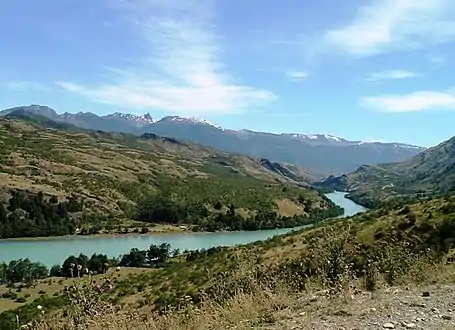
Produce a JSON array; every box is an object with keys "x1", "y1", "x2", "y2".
[
  {"x1": 4, "y1": 194, "x2": 455, "y2": 329},
  {"x1": 135, "y1": 191, "x2": 343, "y2": 232},
  {"x1": 317, "y1": 137, "x2": 455, "y2": 207},
  {"x1": 0, "y1": 190, "x2": 82, "y2": 238},
  {"x1": 2, "y1": 105, "x2": 423, "y2": 177},
  {"x1": 0, "y1": 254, "x2": 115, "y2": 287},
  {"x1": 59, "y1": 254, "x2": 114, "y2": 278},
  {"x1": 119, "y1": 243, "x2": 173, "y2": 267},
  {"x1": 0, "y1": 116, "x2": 340, "y2": 238},
  {"x1": 0, "y1": 259, "x2": 48, "y2": 285},
  {"x1": 104, "y1": 194, "x2": 455, "y2": 314}
]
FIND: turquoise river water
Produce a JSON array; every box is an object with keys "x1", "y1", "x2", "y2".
[{"x1": 0, "y1": 192, "x2": 366, "y2": 267}]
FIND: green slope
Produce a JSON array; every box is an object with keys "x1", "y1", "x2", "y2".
[
  {"x1": 316, "y1": 137, "x2": 455, "y2": 207},
  {"x1": 0, "y1": 114, "x2": 341, "y2": 238}
]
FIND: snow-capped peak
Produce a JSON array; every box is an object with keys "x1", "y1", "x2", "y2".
[
  {"x1": 160, "y1": 116, "x2": 227, "y2": 130},
  {"x1": 107, "y1": 112, "x2": 155, "y2": 126},
  {"x1": 287, "y1": 133, "x2": 344, "y2": 142}
]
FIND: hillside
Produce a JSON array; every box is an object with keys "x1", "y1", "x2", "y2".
[
  {"x1": 0, "y1": 105, "x2": 424, "y2": 176},
  {"x1": 317, "y1": 137, "x2": 455, "y2": 207},
  {"x1": 0, "y1": 114, "x2": 341, "y2": 238},
  {"x1": 3, "y1": 193, "x2": 455, "y2": 329}
]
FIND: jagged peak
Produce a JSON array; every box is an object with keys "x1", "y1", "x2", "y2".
[
  {"x1": 105, "y1": 112, "x2": 155, "y2": 126},
  {"x1": 0, "y1": 106, "x2": 426, "y2": 152}
]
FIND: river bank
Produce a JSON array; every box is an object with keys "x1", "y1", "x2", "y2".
[
  {"x1": 0, "y1": 223, "x2": 190, "y2": 242},
  {"x1": 0, "y1": 192, "x2": 366, "y2": 267}
]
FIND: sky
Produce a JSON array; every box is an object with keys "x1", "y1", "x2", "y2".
[{"x1": 1, "y1": 0, "x2": 454, "y2": 147}]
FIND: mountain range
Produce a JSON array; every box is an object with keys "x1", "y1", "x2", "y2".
[
  {"x1": 317, "y1": 136, "x2": 455, "y2": 207},
  {"x1": 0, "y1": 112, "x2": 342, "y2": 237},
  {"x1": 0, "y1": 105, "x2": 425, "y2": 176}
]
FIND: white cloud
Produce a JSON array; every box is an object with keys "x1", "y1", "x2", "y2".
[
  {"x1": 325, "y1": 0, "x2": 455, "y2": 56},
  {"x1": 6, "y1": 81, "x2": 48, "y2": 91},
  {"x1": 57, "y1": 0, "x2": 277, "y2": 115},
  {"x1": 365, "y1": 70, "x2": 420, "y2": 82},
  {"x1": 56, "y1": 82, "x2": 82, "y2": 92},
  {"x1": 286, "y1": 71, "x2": 309, "y2": 82},
  {"x1": 361, "y1": 90, "x2": 455, "y2": 112}
]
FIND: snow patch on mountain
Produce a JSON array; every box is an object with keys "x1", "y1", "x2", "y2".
[
  {"x1": 357, "y1": 141, "x2": 423, "y2": 150},
  {"x1": 107, "y1": 112, "x2": 155, "y2": 126},
  {"x1": 286, "y1": 133, "x2": 345, "y2": 143},
  {"x1": 0, "y1": 105, "x2": 426, "y2": 153},
  {"x1": 159, "y1": 116, "x2": 227, "y2": 131}
]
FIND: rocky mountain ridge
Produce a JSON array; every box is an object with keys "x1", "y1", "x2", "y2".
[{"x1": 0, "y1": 105, "x2": 425, "y2": 176}]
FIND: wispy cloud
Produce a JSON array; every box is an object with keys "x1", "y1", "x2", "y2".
[
  {"x1": 6, "y1": 81, "x2": 48, "y2": 92},
  {"x1": 361, "y1": 89, "x2": 455, "y2": 112},
  {"x1": 427, "y1": 54, "x2": 447, "y2": 65},
  {"x1": 365, "y1": 70, "x2": 420, "y2": 82},
  {"x1": 286, "y1": 71, "x2": 309, "y2": 82},
  {"x1": 325, "y1": 0, "x2": 455, "y2": 56},
  {"x1": 57, "y1": 0, "x2": 277, "y2": 115}
]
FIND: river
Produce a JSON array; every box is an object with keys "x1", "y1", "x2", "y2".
[{"x1": 0, "y1": 192, "x2": 366, "y2": 267}]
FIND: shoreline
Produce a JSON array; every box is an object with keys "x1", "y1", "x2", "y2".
[
  {"x1": 0, "y1": 224, "x2": 192, "y2": 243},
  {"x1": 1, "y1": 192, "x2": 363, "y2": 243},
  {"x1": 0, "y1": 224, "x2": 315, "y2": 243}
]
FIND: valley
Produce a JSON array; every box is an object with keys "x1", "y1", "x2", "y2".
[
  {"x1": 0, "y1": 109, "x2": 454, "y2": 330},
  {"x1": 3, "y1": 1, "x2": 455, "y2": 329},
  {"x1": 0, "y1": 192, "x2": 364, "y2": 268},
  {"x1": 3, "y1": 188, "x2": 455, "y2": 329},
  {"x1": 0, "y1": 114, "x2": 343, "y2": 240},
  {"x1": 317, "y1": 136, "x2": 455, "y2": 208}
]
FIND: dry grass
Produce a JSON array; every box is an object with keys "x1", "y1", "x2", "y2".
[
  {"x1": 275, "y1": 199, "x2": 305, "y2": 217},
  {"x1": 35, "y1": 282, "x2": 295, "y2": 330},
  {"x1": 32, "y1": 263, "x2": 455, "y2": 330},
  {"x1": 0, "y1": 268, "x2": 152, "y2": 313},
  {"x1": 0, "y1": 118, "x2": 322, "y2": 220}
]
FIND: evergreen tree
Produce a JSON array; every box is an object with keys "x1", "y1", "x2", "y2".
[{"x1": 0, "y1": 204, "x2": 7, "y2": 223}]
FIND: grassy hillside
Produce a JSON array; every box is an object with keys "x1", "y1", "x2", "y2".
[
  {"x1": 96, "y1": 194, "x2": 455, "y2": 310},
  {"x1": 0, "y1": 105, "x2": 425, "y2": 177},
  {"x1": 0, "y1": 116, "x2": 340, "y2": 238},
  {"x1": 3, "y1": 194, "x2": 455, "y2": 329},
  {"x1": 316, "y1": 137, "x2": 455, "y2": 207}
]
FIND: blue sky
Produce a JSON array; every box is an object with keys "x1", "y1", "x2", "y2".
[{"x1": 1, "y1": 0, "x2": 454, "y2": 147}]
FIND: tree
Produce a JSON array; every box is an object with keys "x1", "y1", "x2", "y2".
[
  {"x1": 147, "y1": 243, "x2": 171, "y2": 264},
  {"x1": 88, "y1": 254, "x2": 110, "y2": 274},
  {"x1": 0, "y1": 189, "x2": 81, "y2": 239},
  {"x1": 136, "y1": 195, "x2": 183, "y2": 224},
  {"x1": 119, "y1": 248, "x2": 146, "y2": 267},
  {"x1": 213, "y1": 201, "x2": 223, "y2": 210},
  {"x1": 0, "y1": 262, "x2": 7, "y2": 284},
  {"x1": 0, "y1": 204, "x2": 7, "y2": 223},
  {"x1": 50, "y1": 264, "x2": 62, "y2": 277},
  {"x1": 228, "y1": 204, "x2": 235, "y2": 217},
  {"x1": 4, "y1": 259, "x2": 48, "y2": 284},
  {"x1": 61, "y1": 254, "x2": 92, "y2": 277}
]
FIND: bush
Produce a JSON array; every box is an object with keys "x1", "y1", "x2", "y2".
[
  {"x1": 1, "y1": 291, "x2": 17, "y2": 299},
  {"x1": 364, "y1": 263, "x2": 380, "y2": 291}
]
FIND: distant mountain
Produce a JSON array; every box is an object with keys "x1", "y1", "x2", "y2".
[
  {"x1": 0, "y1": 105, "x2": 425, "y2": 176},
  {"x1": 317, "y1": 136, "x2": 455, "y2": 206},
  {"x1": 0, "y1": 105, "x2": 154, "y2": 133}
]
